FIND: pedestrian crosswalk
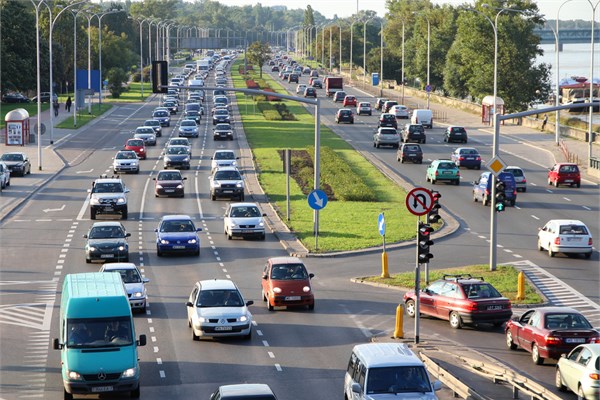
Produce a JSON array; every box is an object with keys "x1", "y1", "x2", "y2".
[{"x1": 0, "y1": 279, "x2": 57, "y2": 331}]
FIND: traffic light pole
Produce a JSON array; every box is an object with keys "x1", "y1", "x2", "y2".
[
  {"x1": 489, "y1": 113, "x2": 500, "y2": 272},
  {"x1": 414, "y1": 218, "x2": 421, "y2": 344}
]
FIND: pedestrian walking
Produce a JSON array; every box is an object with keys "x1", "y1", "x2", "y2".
[
  {"x1": 541, "y1": 114, "x2": 548, "y2": 130},
  {"x1": 65, "y1": 96, "x2": 72, "y2": 112},
  {"x1": 53, "y1": 100, "x2": 59, "y2": 117}
]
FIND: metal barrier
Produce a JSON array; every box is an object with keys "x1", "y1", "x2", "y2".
[{"x1": 590, "y1": 156, "x2": 600, "y2": 170}]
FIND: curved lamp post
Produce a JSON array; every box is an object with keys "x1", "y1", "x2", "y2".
[
  {"x1": 363, "y1": 17, "x2": 374, "y2": 87},
  {"x1": 349, "y1": 19, "x2": 362, "y2": 84},
  {"x1": 97, "y1": 9, "x2": 123, "y2": 105},
  {"x1": 413, "y1": 11, "x2": 431, "y2": 109},
  {"x1": 585, "y1": 0, "x2": 600, "y2": 161},
  {"x1": 70, "y1": 6, "x2": 94, "y2": 127}
]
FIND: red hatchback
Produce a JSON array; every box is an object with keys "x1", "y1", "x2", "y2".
[
  {"x1": 403, "y1": 274, "x2": 512, "y2": 329},
  {"x1": 505, "y1": 307, "x2": 599, "y2": 365},
  {"x1": 548, "y1": 163, "x2": 581, "y2": 187},
  {"x1": 343, "y1": 95, "x2": 357, "y2": 107},
  {"x1": 124, "y1": 138, "x2": 146, "y2": 160},
  {"x1": 261, "y1": 257, "x2": 315, "y2": 311}
]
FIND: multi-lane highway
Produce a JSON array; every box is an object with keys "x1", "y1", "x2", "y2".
[{"x1": 0, "y1": 57, "x2": 597, "y2": 400}]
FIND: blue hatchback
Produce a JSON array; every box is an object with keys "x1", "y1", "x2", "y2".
[
  {"x1": 451, "y1": 147, "x2": 481, "y2": 169},
  {"x1": 155, "y1": 215, "x2": 202, "y2": 256}
]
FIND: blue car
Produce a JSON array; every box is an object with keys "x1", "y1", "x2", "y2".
[
  {"x1": 451, "y1": 147, "x2": 481, "y2": 169},
  {"x1": 155, "y1": 215, "x2": 201, "y2": 256}
]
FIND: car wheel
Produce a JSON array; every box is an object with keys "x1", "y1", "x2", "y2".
[
  {"x1": 157, "y1": 247, "x2": 163, "y2": 257},
  {"x1": 64, "y1": 389, "x2": 73, "y2": 400},
  {"x1": 400, "y1": 158, "x2": 404, "y2": 163},
  {"x1": 261, "y1": 289, "x2": 267, "y2": 302},
  {"x1": 584, "y1": 252, "x2": 592, "y2": 259},
  {"x1": 548, "y1": 246, "x2": 555, "y2": 257},
  {"x1": 211, "y1": 194, "x2": 216, "y2": 201},
  {"x1": 506, "y1": 330, "x2": 517, "y2": 350},
  {"x1": 85, "y1": 258, "x2": 91, "y2": 264},
  {"x1": 555, "y1": 369, "x2": 567, "y2": 391},
  {"x1": 405, "y1": 300, "x2": 416, "y2": 317},
  {"x1": 244, "y1": 329, "x2": 252, "y2": 340},
  {"x1": 90, "y1": 209, "x2": 96, "y2": 220},
  {"x1": 473, "y1": 193, "x2": 478, "y2": 202},
  {"x1": 522, "y1": 188, "x2": 526, "y2": 192},
  {"x1": 576, "y1": 182, "x2": 581, "y2": 188},
  {"x1": 537, "y1": 239, "x2": 544, "y2": 251},
  {"x1": 510, "y1": 199, "x2": 516, "y2": 207},
  {"x1": 577, "y1": 386, "x2": 585, "y2": 400},
  {"x1": 431, "y1": 179, "x2": 436, "y2": 185},
  {"x1": 267, "y1": 299, "x2": 274, "y2": 311},
  {"x1": 548, "y1": 179, "x2": 553, "y2": 186},
  {"x1": 260, "y1": 234, "x2": 266, "y2": 241},
  {"x1": 443, "y1": 137, "x2": 447, "y2": 142},
  {"x1": 483, "y1": 196, "x2": 489, "y2": 206},
  {"x1": 422, "y1": 139, "x2": 426, "y2": 144},
  {"x1": 476, "y1": 165, "x2": 481, "y2": 170},
  {"x1": 308, "y1": 302, "x2": 315, "y2": 311},
  {"x1": 449, "y1": 311, "x2": 463, "y2": 329},
  {"x1": 131, "y1": 386, "x2": 140, "y2": 399},
  {"x1": 532, "y1": 343, "x2": 544, "y2": 365},
  {"x1": 121, "y1": 211, "x2": 128, "y2": 220},
  {"x1": 191, "y1": 326, "x2": 199, "y2": 341},
  {"x1": 554, "y1": 180, "x2": 559, "y2": 187},
  {"x1": 455, "y1": 179, "x2": 460, "y2": 186}
]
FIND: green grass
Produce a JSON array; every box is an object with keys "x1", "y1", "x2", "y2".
[
  {"x1": 232, "y1": 61, "x2": 418, "y2": 252},
  {"x1": 107, "y1": 82, "x2": 152, "y2": 103},
  {"x1": 0, "y1": 103, "x2": 50, "y2": 129},
  {"x1": 56, "y1": 104, "x2": 112, "y2": 129},
  {"x1": 361, "y1": 265, "x2": 543, "y2": 304}
]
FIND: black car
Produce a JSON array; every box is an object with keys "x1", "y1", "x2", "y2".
[
  {"x1": 304, "y1": 87, "x2": 317, "y2": 98},
  {"x1": 444, "y1": 126, "x2": 468, "y2": 143},
  {"x1": 83, "y1": 221, "x2": 130, "y2": 263},
  {"x1": 288, "y1": 74, "x2": 299, "y2": 83},
  {"x1": 378, "y1": 113, "x2": 398, "y2": 129},
  {"x1": 397, "y1": 143, "x2": 423, "y2": 164},
  {"x1": 164, "y1": 145, "x2": 191, "y2": 170},
  {"x1": 402, "y1": 124, "x2": 426, "y2": 144},
  {"x1": 212, "y1": 109, "x2": 231, "y2": 125},
  {"x1": 144, "y1": 119, "x2": 163, "y2": 137},
  {"x1": 2, "y1": 92, "x2": 30, "y2": 103},
  {"x1": 335, "y1": 109, "x2": 354, "y2": 124},
  {"x1": 312, "y1": 79, "x2": 323, "y2": 88},
  {"x1": 0, "y1": 152, "x2": 32, "y2": 176}
]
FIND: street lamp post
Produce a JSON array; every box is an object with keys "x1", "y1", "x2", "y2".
[
  {"x1": 585, "y1": 0, "x2": 600, "y2": 161},
  {"x1": 413, "y1": 12, "x2": 431, "y2": 109},
  {"x1": 400, "y1": 20, "x2": 406, "y2": 104},
  {"x1": 350, "y1": 19, "x2": 361, "y2": 84},
  {"x1": 98, "y1": 10, "x2": 122, "y2": 106},
  {"x1": 379, "y1": 20, "x2": 384, "y2": 97},
  {"x1": 71, "y1": 7, "x2": 92, "y2": 128},
  {"x1": 329, "y1": 25, "x2": 333, "y2": 71},
  {"x1": 31, "y1": 0, "x2": 48, "y2": 170},
  {"x1": 130, "y1": 16, "x2": 149, "y2": 100},
  {"x1": 363, "y1": 17, "x2": 374, "y2": 87},
  {"x1": 552, "y1": 0, "x2": 574, "y2": 145}
]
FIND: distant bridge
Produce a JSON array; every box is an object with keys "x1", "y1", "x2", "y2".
[{"x1": 534, "y1": 28, "x2": 600, "y2": 49}]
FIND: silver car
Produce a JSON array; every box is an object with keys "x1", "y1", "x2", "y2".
[
  {"x1": 373, "y1": 127, "x2": 401, "y2": 148},
  {"x1": 0, "y1": 161, "x2": 10, "y2": 190},
  {"x1": 556, "y1": 343, "x2": 600, "y2": 399},
  {"x1": 100, "y1": 263, "x2": 149, "y2": 312},
  {"x1": 112, "y1": 150, "x2": 140, "y2": 174},
  {"x1": 505, "y1": 166, "x2": 527, "y2": 192},
  {"x1": 134, "y1": 127, "x2": 157, "y2": 146},
  {"x1": 178, "y1": 120, "x2": 199, "y2": 138}
]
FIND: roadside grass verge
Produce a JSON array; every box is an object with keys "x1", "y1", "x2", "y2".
[
  {"x1": 0, "y1": 103, "x2": 50, "y2": 129},
  {"x1": 56, "y1": 104, "x2": 112, "y2": 129},
  {"x1": 108, "y1": 82, "x2": 152, "y2": 103},
  {"x1": 360, "y1": 264, "x2": 543, "y2": 304},
  {"x1": 232, "y1": 61, "x2": 417, "y2": 252}
]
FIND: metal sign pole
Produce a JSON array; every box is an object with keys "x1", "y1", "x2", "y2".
[{"x1": 415, "y1": 217, "x2": 421, "y2": 344}]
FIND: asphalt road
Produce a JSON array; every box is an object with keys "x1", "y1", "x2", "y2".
[{"x1": 0, "y1": 62, "x2": 596, "y2": 400}]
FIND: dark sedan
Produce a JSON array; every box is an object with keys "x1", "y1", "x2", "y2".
[
  {"x1": 163, "y1": 145, "x2": 191, "y2": 170},
  {"x1": 154, "y1": 169, "x2": 186, "y2": 197},
  {"x1": 83, "y1": 222, "x2": 130, "y2": 263},
  {"x1": 0, "y1": 152, "x2": 32, "y2": 176},
  {"x1": 155, "y1": 215, "x2": 201, "y2": 256},
  {"x1": 2, "y1": 93, "x2": 30, "y2": 103}
]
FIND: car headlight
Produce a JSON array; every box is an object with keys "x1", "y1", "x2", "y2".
[
  {"x1": 121, "y1": 367, "x2": 137, "y2": 378},
  {"x1": 132, "y1": 291, "x2": 143, "y2": 298},
  {"x1": 88, "y1": 246, "x2": 97, "y2": 252},
  {"x1": 239, "y1": 315, "x2": 248, "y2": 322},
  {"x1": 236, "y1": 182, "x2": 243, "y2": 188},
  {"x1": 187, "y1": 239, "x2": 197, "y2": 244},
  {"x1": 156, "y1": 184, "x2": 163, "y2": 189},
  {"x1": 183, "y1": 157, "x2": 189, "y2": 162},
  {"x1": 164, "y1": 156, "x2": 172, "y2": 162},
  {"x1": 273, "y1": 287, "x2": 282, "y2": 294},
  {"x1": 303, "y1": 286, "x2": 311, "y2": 293},
  {"x1": 67, "y1": 370, "x2": 83, "y2": 381},
  {"x1": 90, "y1": 197, "x2": 100, "y2": 205},
  {"x1": 160, "y1": 239, "x2": 169, "y2": 244},
  {"x1": 258, "y1": 221, "x2": 264, "y2": 227},
  {"x1": 197, "y1": 316, "x2": 207, "y2": 323},
  {"x1": 117, "y1": 245, "x2": 126, "y2": 251},
  {"x1": 117, "y1": 197, "x2": 126, "y2": 204},
  {"x1": 176, "y1": 184, "x2": 183, "y2": 189},
  {"x1": 212, "y1": 181, "x2": 221, "y2": 188}
]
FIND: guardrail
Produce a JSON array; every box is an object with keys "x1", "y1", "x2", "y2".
[
  {"x1": 590, "y1": 156, "x2": 600, "y2": 170},
  {"x1": 420, "y1": 352, "x2": 488, "y2": 400}
]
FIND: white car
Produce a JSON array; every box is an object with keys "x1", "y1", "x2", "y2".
[
  {"x1": 538, "y1": 219, "x2": 593, "y2": 258},
  {"x1": 224, "y1": 202, "x2": 266, "y2": 240},
  {"x1": 186, "y1": 279, "x2": 253, "y2": 340},
  {"x1": 296, "y1": 84, "x2": 307, "y2": 94},
  {"x1": 504, "y1": 166, "x2": 527, "y2": 192},
  {"x1": 100, "y1": 263, "x2": 149, "y2": 312},
  {"x1": 356, "y1": 102, "x2": 372, "y2": 116},
  {"x1": 556, "y1": 343, "x2": 600, "y2": 399},
  {"x1": 0, "y1": 161, "x2": 10, "y2": 190},
  {"x1": 112, "y1": 150, "x2": 140, "y2": 174},
  {"x1": 390, "y1": 104, "x2": 410, "y2": 119},
  {"x1": 211, "y1": 150, "x2": 238, "y2": 171}
]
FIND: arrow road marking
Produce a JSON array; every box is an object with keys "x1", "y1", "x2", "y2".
[
  {"x1": 312, "y1": 191, "x2": 324, "y2": 208},
  {"x1": 43, "y1": 204, "x2": 65, "y2": 213},
  {"x1": 76, "y1": 169, "x2": 94, "y2": 174}
]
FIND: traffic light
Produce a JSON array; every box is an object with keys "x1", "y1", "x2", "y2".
[
  {"x1": 417, "y1": 222, "x2": 434, "y2": 263},
  {"x1": 427, "y1": 191, "x2": 441, "y2": 224},
  {"x1": 152, "y1": 61, "x2": 168, "y2": 93},
  {"x1": 495, "y1": 180, "x2": 506, "y2": 212}
]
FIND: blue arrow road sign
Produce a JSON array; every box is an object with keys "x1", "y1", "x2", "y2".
[
  {"x1": 378, "y1": 213, "x2": 386, "y2": 236},
  {"x1": 308, "y1": 189, "x2": 328, "y2": 210}
]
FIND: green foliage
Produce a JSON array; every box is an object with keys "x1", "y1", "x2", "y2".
[
  {"x1": 106, "y1": 68, "x2": 128, "y2": 98},
  {"x1": 246, "y1": 42, "x2": 271, "y2": 78}
]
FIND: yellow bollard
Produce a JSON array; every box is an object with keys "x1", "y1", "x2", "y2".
[
  {"x1": 393, "y1": 304, "x2": 404, "y2": 339},
  {"x1": 517, "y1": 271, "x2": 526, "y2": 301},
  {"x1": 381, "y1": 251, "x2": 390, "y2": 278}
]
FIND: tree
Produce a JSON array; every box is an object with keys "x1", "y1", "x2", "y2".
[
  {"x1": 246, "y1": 42, "x2": 271, "y2": 78},
  {"x1": 106, "y1": 67, "x2": 128, "y2": 98}
]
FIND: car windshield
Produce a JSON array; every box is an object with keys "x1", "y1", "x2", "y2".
[
  {"x1": 136, "y1": 128, "x2": 153, "y2": 134},
  {"x1": 406, "y1": 146, "x2": 420, "y2": 151},
  {"x1": 559, "y1": 224, "x2": 588, "y2": 235},
  {"x1": 463, "y1": 283, "x2": 501, "y2": 299},
  {"x1": 270, "y1": 264, "x2": 308, "y2": 280},
  {"x1": 230, "y1": 206, "x2": 261, "y2": 218},
  {"x1": 215, "y1": 110, "x2": 228, "y2": 116},
  {"x1": 197, "y1": 289, "x2": 243, "y2": 307},
  {"x1": 92, "y1": 182, "x2": 124, "y2": 193},
  {"x1": 154, "y1": 111, "x2": 168, "y2": 117},
  {"x1": 160, "y1": 219, "x2": 195, "y2": 232},
  {"x1": 145, "y1": 120, "x2": 159, "y2": 126},
  {"x1": 127, "y1": 140, "x2": 144, "y2": 147},
  {"x1": 460, "y1": 149, "x2": 478, "y2": 155},
  {"x1": 559, "y1": 165, "x2": 578, "y2": 173},
  {"x1": 181, "y1": 121, "x2": 196, "y2": 127},
  {"x1": 215, "y1": 124, "x2": 231, "y2": 131},
  {"x1": 109, "y1": 268, "x2": 142, "y2": 284},
  {"x1": 215, "y1": 152, "x2": 235, "y2": 160},
  {"x1": 366, "y1": 366, "x2": 431, "y2": 394},
  {"x1": 88, "y1": 225, "x2": 125, "y2": 239},
  {"x1": 166, "y1": 146, "x2": 188, "y2": 155},
  {"x1": 116, "y1": 152, "x2": 137, "y2": 160},
  {"x1": 157, "y1": 171, "x2": 181, "y2": 181},
  {"x1": 452, "y1": 127, "x2": 466, "y2": 133},
  {"x1": 1, "y1": 154, "x2": 23, "y2": 161},
  {"x1": 66, "y1": 317, "x2": 132, "y2": 349},
  {"x1": 380, "y1": 129, "x2": 396, "y2": 135},
  {"x1": 170, "y1": 139, "x2": 188, "y2": 146},
  {"x1": 214, "y1": 170, "x2": 241, "y2": 180},
  {"x1": 438, "y1": 162, "x2": 455, "y2": 169},
  {"x1": 506, "y1": 168, "x2": 523, "y2": 177},
  {"x1": 544, "y1": 313, "x2": 592, "y2": 329}
]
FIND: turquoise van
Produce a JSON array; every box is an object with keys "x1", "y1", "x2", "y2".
[{"x1": 53, "y1": 272, "x2": 146, "y2": 400}]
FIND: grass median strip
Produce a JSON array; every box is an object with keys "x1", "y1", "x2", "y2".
[
  {"x1": 232, "y1": 61, "x2": 417, "y2": 252},
  {"x1": 359, "y1": 264, "x2": 543, "y2": 304}
]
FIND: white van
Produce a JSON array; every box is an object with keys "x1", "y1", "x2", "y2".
[
  {"x1": 411, "y1": 109, "x2": 433, "y2": 129},
  {"x1": 344, "y1": 343, "x2": 442, "y2": 399}
]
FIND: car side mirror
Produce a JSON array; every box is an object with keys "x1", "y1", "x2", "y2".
[
  {"x1": 210, "y1": 157, "x2": 214, "y2": 160},
  {"x1": 309, "y1": 273, "x2": 315, "y2": 279},
  {"x1": 154, "y1": 228, "x2": 158, "y2": 233},
  {"x1": 153, "y1": 177, "x2": 156, "y2": 181},
  {"x1": 246, "y1": 300, "x2": 254, "y2": 306},
  {"x1": 186, "y1": 301, "x2": 193, "y2": 307},
  {"x1": 143, "y1": 278, "x2": 150, "y2": 283},
  {"x1": 432, "y1": 381, "x2": 442, "y2": 391},
  {"x1": 137, "y1": 334, "x2": 147, "y2": 347},
  {"x1": 83, "y1": 234, "x2": 88, "y2": 238},
  {"x1": 262, "y1": 273, "x2": 268, "y2": 280},
  {"x1": 183, "y1": 177, "x2": 187, "y2": 180},
  {"x1": 125, "y1": 233, "x2": 131, "y2": 238},
  {"x1": 87, "y1": 189, "x2": 92, "y2": 193},
  {"x1": 196, "y1": 228, "x2": 202, "y2": 232},
  {"x1": 125, "y1": 189, "x2": 130, "y2": 193},
  {"x1": 52, "y1": 338, "x2": 62, "y2": 350}
]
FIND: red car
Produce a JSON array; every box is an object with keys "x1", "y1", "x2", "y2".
[
  {"x1": 505, "y1": 307, "x2": 599, "y2": 365},
  {"x1": 403, "y1": 274, "x2": 512, "y2": 329},
  {"x1": 548, "y1": 163, "x2": 581, "y2": 187},
  {"x1": 343, "y1": 95, "x2": 357, "y2": 107},
  {"x1": 124, "y1": 138, "x2": 146, "y2": 160},
  {"x1": 261, "y1": 257, "x2": 315, "y2": 311}
]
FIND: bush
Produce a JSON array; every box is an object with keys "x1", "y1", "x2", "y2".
[
  {"x1": 273, "y1": 103, "x2": 297, "y2": 121},
  {"x1": 106, "y1": 67, "x2": 128, "y2": 98},
  {"x1": 246, "y1": 79, "x2": 260, "y2": 89},
  {"x1": 263, "y1": 110, "x2": 282, "y2": 120}
]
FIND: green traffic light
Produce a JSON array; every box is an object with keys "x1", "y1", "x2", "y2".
[{"x1": 496, "y1": 202, "x2": 505, "y2": 212}]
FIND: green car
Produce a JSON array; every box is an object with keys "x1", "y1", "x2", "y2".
[{"x1": 426, "y1": 159, "x2": 460, "y2": 185}]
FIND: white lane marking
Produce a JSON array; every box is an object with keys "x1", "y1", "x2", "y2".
[
  {"x1": 563, "y1": 197, "x2": 571, "y2": 202},
  {"x1": 531, "y1": 215, "x2": 540, "y2": 220}
]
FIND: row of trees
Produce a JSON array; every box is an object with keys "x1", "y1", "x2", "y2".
[{"x1": 0, "y1": 0, "x2": 565, "y2": 110}]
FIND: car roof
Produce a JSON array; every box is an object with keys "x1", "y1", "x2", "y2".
[
  {"x1": 352, "y1": 343, "x2": 423, "y2": 368},
  {"x1": 545, "y1": 219, "x2": 587, "y2": 226},
  {"x1": 160, "y1": 214, "x2": 193, "y2": 221},
  {"x1": 2, "y1": 151, "x2": 25, "y2": 156},
  {"x1": 101, "y1": 262, "x2": 138, "y2": 271},
  {"x1": 230, "y1": 202, "x2": 260, "y2": 208},
  {"x1": 215, "y1": 150, "x2": 235, "y2": 154},
  {"x1": 527, "y1": 306, "x2": 583, "y2": 314},
  {"x1": 198, "y1": 279, "x2": 237, "y2": 291},
  {"x1": 217, "y1": 383, "x2": 275, "y2": 396},
  {"x1": 90, "y1": 221, "x2": 124, "y2": 228},
  {"x1": 215, "y1": 166, "x2": 239, "y2": 172},
  {"x1": 268, "y1": 256, "x2": 304, "y2": 265}
]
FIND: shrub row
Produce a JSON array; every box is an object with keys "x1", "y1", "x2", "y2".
[
  {"x1": 273, "y1": 103, "x2": 297, "y2": 121},
  {"x1": 246, "y1": 79, "x2": 259, "y2": 89}
]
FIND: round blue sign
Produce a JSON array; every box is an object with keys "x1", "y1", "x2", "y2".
[{"x1": 308, "y1": 189, "x2": 328, "y2": 210}]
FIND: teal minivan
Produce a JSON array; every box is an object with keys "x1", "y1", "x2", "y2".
[{"x1": 53, "y1": 272, "x2": 146, "y2": 400}]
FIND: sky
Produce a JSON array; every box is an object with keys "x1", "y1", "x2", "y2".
[{"x1": 216, "y1": 0, "x2": 598, "y2": 21}]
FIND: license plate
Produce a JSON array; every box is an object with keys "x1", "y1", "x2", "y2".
[
  {"x1": 242, "y1": 230, "x2": 254, "y2": 233},
  {"x1": 565, "y1": 338, "x2": 586, "y2": 343},
  {"x1": 100, "y1": 254, "x2": 115, "y2": 258},
  {"x1": 564, "y1": 179, "x2": 573, "y2": 182},
  {"x1": 103, "y1": 207, "x2": 114, "y2": 212},
  {"x1": 443, "y1": 171, "x2": 451, "y2": 174},
  {"x1": 165, "y1": 189, "x2": 175, "y2": 193},
  {"x1": 172, "y1": 245, "x2": 185, "y2": 249},
  {"x1": 409, "y1": 154, "x2": 416, "y2": 156},
  {"x1": 487, "y1": 305, "x2": 502, "y2": 310},
  {"x1": 223, "y1": 190, "x2": 232, "y2": 193},
  {"x1": 566, "y1": 237, "x2": 582, "y2": 242},
  {"x1": 215, "y1": 326, "x2": 232, "y2": 331},
  {"x1": 92, "y1": 386, "x2": 113, "y2": 393},
  {"x1": 466, "y1": 157, "x2": 474, "y2": 160},
  {"x1": 285, "y1": 296, "x2": 301, "y2": 301}
]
